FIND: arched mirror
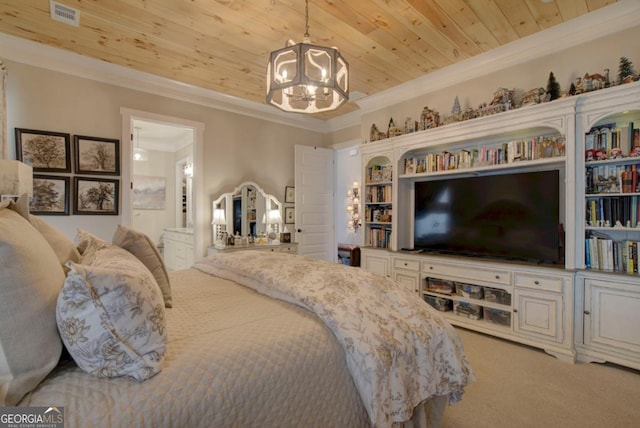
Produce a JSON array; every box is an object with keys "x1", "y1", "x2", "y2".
[{"x1": 212, "y1": 181, "x2": 282, "y2": 245}]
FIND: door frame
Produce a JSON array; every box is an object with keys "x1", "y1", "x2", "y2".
[{"x1": 120, "y1": 107, "x2": 205, "y2": 261}]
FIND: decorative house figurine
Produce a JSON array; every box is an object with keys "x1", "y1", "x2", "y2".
[
  {"x1": 387, "y1": 117, "x2": 403, "y2": 138},
  {"x1": 521, "y1": 87, "x2": 546, "y2": 106},
  {"x1": 404, "y1": 117, "x2": 417, "y2": 134},
  {"x1": 420, "y1": 106, "x2": 440, "y2": 130},
  {"x1": 369, "y1": 123, "x2": 384, "y2": 142}
]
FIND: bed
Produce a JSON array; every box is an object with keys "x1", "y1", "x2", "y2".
[{"x1": 0, "y1": 198, "x2": 473, "y2": 428}]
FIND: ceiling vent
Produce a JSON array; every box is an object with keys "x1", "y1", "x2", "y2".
[{"x1": 50, "y1": 1, "x2": 80, "y2": 27}]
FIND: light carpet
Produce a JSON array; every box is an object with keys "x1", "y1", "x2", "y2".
[{"x1": 443, "y1": 328, "x2": 640, "y2": 428}]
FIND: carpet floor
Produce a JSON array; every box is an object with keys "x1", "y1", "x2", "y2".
[{"x1": 442, "y1": 328, "x2": 640, "y2": 428}]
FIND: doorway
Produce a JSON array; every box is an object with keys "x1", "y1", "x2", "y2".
[{"x1": 120, "y1": 108, "x2": 205, "y2": 264}]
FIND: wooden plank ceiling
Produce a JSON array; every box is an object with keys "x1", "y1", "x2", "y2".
[{"x1": 0, "y1": 0, "x2": 618, "y2": 119}]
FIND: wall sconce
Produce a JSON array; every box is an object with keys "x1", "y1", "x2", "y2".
[
  {"x1": 183, "y1": 162, "x2": 193, "y2": 178},
  {"x1": 347, "y1": 181, "x2": 360, "y2": 232},
  {"x1": 211, "y1": 208, "x2": 227, "y2": 249}
]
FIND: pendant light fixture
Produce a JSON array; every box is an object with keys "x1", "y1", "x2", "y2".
[
  {"x1": 266, "y1": 0, "x2": 349, "y2": 114},
  {"x1": 133, "y1": 126, "x2": 147, "y2": 162}
]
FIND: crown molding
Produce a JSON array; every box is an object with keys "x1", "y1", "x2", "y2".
[
  {"x1": 0, "y1": 33, "x2": 330, "y2": 133},
  {"x1": 355, "y1": 0, "x2": 640, "y2": 114}
]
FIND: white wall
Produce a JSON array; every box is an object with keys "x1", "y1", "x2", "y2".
[
  {"x1": 360, "y1": 26, "x2": 640, "y2": 139},
  {"x1": 4, "y1": 60, "x2": 327, "y2": 249},
  {"x1": 131, "y1": 148, "x2": 176, "y2": 244}
]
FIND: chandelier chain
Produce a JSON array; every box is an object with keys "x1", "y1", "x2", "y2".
[{"x1": 304, "y1": 0, "x2": 309, "y2": 38}]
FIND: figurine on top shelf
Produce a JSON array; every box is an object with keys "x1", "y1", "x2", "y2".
[
  {"x1": 387, "y1": 117, "x2": 403, "y2": 138},
  {"x1": 521, "y1": 87, "x2": 547, "y2": 107},
  {"x1": 369, "y1": 123, "x2": 385, "y2": 142},
  {"x1": 574, "y1": 70, "x2": 610, "y2": 94},
  {"x1": 478, "y1": 88, "x2": 514, "y2": 116},
  {"x1": 420, "y1": 106, "x2": 440, "y2": 130},
  {"x1": 617, "y1": 57, "x2": 637, "y2": 85}
]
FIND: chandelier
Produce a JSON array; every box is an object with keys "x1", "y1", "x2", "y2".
[{"x1": 266, "y1": 0, "x2": 349, "y2": 114}]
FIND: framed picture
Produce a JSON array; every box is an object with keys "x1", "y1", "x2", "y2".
[
  {"x1": 73, "y1": 177, "x2": 119, "y2": 215},
  {"x1": 15, "y1": 128, "x2": 71, "y2": 172},
  {"x1": 30, "y1": 175, "x2": 70, "y2": 215},
  {"x1": 133, "y1": 175, "x2": 166, "y2": 210},
  {"x1": 285, "y1": 186, "x2": 295, "y2": 203},
  {"x1": 74, "y1": 135, "x2": 120, "y2": 175},
  {"x1": 284, "y1": 206, "x2": 295, "y2": 224}
]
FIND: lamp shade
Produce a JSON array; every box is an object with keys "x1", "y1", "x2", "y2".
[
  {"x1": 0, "y1": 160, "x2": 33, "y2": 196},
  {"x1": 267, "y1": 209, "x2": 282, "y2": 223},
  {"x1": 266, "y1": 41, "x2": 348, "y2": 114},
  {"x1": 211, "y1": 208, "x2": 226, "y2": 225}
]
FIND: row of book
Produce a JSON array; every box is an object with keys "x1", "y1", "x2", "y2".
[
  {"x1": 585, "y1": 196, "x2": 640, "y2": 228},
  {"x1": 585, "y1": 121, "x2": 640, "y2": 159},
  {"x1": 403, "y1": 134, "x2": 564, "y2": 174},
  {"x1": 585, "y1": 234, "x2": 640, "y2": 273},
  {"x1": 369, "y1": 226, "x2": 391, "y2": 249},
  {"x1": 364, "y1": 206, "x2": 392, "y2": 223},
  {"x1": 585, "y1": 163, "x2": 639, "y2": 194},
  {"x1": 366, "y1": 164, "x2": 392, "y2": 183},
  {"x1": 366, "y1": 184, "x2": 392, "y2": 203}
]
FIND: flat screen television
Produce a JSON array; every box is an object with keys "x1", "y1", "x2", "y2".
[{"x1": 414, "y1": 170, "x2": 562, "y2": 265}]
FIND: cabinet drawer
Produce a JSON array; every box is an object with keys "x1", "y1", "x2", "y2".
[
  {"x1": 279, "y1": 245, "x2": 297, "y2": 254},
  {"x1": 393, "y1": 258, "x2": 420, "y2": 271},
  {"x1": 165, "y1": 232, "x2": 193, "y2": 244},
  {"x1": 422, "y1": 262, "x2": 511, "y2": 286},
  {"x1": 514, "y1": 273, "x2": 563, "y2": 293}
]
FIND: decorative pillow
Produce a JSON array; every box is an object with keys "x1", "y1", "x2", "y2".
[
  {"x1": 29, "y1": 216, "x2": 80, "y2": 267},
  {"x1": 112, "y1": 224, "x2": 173, "y2": 308},
  {"x1": 0, "y1": 207, "x2": 64, "y2": 406},
  {"x1": 74, "y1": 229, "x2": 109, "y2": 255},
  {"x1": 57, "y1": 242, "x2": 167, "y2": 381}
]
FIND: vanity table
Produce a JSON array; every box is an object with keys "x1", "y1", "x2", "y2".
[
  {"x1": 207, "y1": 242, "x2": 298, "y2": 256},
  {"x1": 211, "y1": 181, "x2": 291, "y2": 251}
]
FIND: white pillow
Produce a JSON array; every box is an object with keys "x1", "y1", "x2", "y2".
[
  {"x1": 0, "y1": 207, "x2": 64, "y2": 405},
  {"x1": 112, "y1": 225, "x2": 173, "y2": 308},
  {"x1": 57, "y1": 242, "x2": 167, "y2": 381}
]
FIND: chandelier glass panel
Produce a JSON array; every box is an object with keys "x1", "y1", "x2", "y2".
[{"x1": 266, "y1": 0, "x2": 348, "y2": 114}]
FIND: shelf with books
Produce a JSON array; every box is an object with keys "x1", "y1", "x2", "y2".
[
  {"x1": 363, "y1": 154, "x2": 393, "y2": 249},
  {"x1": 399, "y1": 132, "x2": 565, "y2": 177}
]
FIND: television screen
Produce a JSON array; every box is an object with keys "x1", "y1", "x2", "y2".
[{"x1": 414, "y1": 170, "x2": 561, "y2": 264}]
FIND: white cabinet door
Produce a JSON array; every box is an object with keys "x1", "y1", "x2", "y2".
[
  {"x1": 514, "y1": 288, "x2": 563, "y2": 343},
  {"x1": 361, "y1": 252, "x2": 390, "y2": 278},
  {"x1": 393, "y1": 269, "x2": 420, "y2": 294},
  {"x1": 583, "y1": 279, "x2": 640, "y2": 354}
]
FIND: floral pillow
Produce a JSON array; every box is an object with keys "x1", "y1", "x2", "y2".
[{"x1": 57, "y1": 242, "x2": 167, "y2": 381}]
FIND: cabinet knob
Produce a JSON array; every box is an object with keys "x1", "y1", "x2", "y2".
[
  {"x1": 513, "y1": 309, "x2": 518, "y2": 313},
  {"x1": 429, "y1": 266, "x2": 433, "y2": 270},
  {"x1": 404, "y1": 262, "x2": 408, "y2": 266},
  {"x1": 534, "y1": 280, "x2": 540, "y2": 285},
  {"x1": 584, "y1": 310, "x2": 591, "y2": 315},
  {"x1": 495, "y1": 275, "x2": 500, "y2": 279}
]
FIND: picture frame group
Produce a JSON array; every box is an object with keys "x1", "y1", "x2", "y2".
[{"x1": 15, "y1": 128, "x2": 121, "y2": 216}]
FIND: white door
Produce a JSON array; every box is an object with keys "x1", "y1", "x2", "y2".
[{"x1": 294, "y1": 145, "x2": 335, "y2": 261}]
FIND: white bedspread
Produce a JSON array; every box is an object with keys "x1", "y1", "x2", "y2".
[
  {"x1": 193, "y1": 251, "x2": 474, "y2": 428},
  {"x1": 20, "y1": 269, "x2": 371, "y2": 427}
]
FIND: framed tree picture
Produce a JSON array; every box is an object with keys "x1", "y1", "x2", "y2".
[
  {"x1": 285, "y1": 186, "x2": 295, "y2": 203},
  {"x1": 15, "y1": 128, "x2": 71, "y2": 172},
  {"x1": 30, "y1": 175, "x2": 70, "y2": 215},
  {"x1": 284, "y1": 206, "x2": 295, "y2": 224},
  {"x1": 74, "y1": 177, "x2": 119, "y2": 215},
  {"x1": 74, "y1": 135, "x2": 120, "y2": 175}
]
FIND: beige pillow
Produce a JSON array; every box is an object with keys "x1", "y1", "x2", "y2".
[
  {"x1": 112, "y1": 225, "x2": 173, "y2": 308},
  {"x1": 57, "y1": 243, "x2": 167, "y2": 380},
  {"x1": 29, "y1": 216, "x2": 80, "y2": 267},
  {"x1": 0, "y1": 208, "x2": 64, "y2": 406}
]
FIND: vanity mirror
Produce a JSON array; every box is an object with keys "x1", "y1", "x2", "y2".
[{"x1": 212, "y1": 181, "x2": 283, "y2": 244}]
